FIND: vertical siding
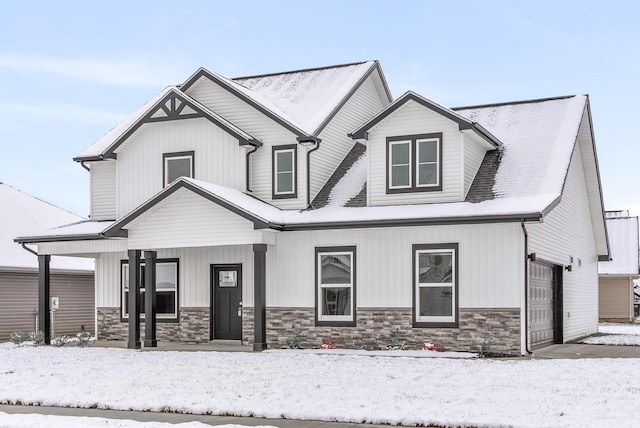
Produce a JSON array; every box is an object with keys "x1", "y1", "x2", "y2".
[
  {"x1": 599, "y1": 276, "x2": 633, "y2": 320},
  {"x1": 184, "y1": 79, "x2": 306, "y2": 210},
  {"x1": 528, "y1": 142, "x2": 599, "y2": 341},
  {"x1": 367, "y1": 101, "x2": 465, "y2": 206},
  {"x1": 0, "y1": 271, "x2": 94, "y2": 340},
  {"x1": 312, "y1": 73, "x2": 390, "y2": 200},
  {"x1": 115, "y1": 118, "x2": 247, "y2": 218},
  {"x1": 90, "y1": 161, "x2": 116, "y2": 220}
]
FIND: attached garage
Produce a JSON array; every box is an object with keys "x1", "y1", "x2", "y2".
[{"x1": 529, "y1": 262, "x2": 563, "y2": 348}]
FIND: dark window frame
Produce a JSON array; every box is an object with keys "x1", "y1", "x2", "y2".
[
  {"x1": 163, "y1": 151, "x2": 195, "y2": 187},
  {"x1": 315, "y1": 246, "x2": 357, "y2": 327},
  {"x1": 272, "y1": 144, "x2": 298, "y2": 199},
  {"x1": 120, "y1": 258, "x2": 180, "y2": 323},
  {"x1": 412, "y1": 243, "x2": 459, "y2": 328},
  {"x1": 386, "y1": 133, "x2": 443, "y2": 194}
]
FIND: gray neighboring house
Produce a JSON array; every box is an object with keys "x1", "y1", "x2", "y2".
[
  {"x1": 0, "y1": 182, "x2": 94, "y2": 340},
  {"x1": 598, "y1": 210, "x2": 640, "y2": 322}
]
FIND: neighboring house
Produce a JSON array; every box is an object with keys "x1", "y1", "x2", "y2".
[
  {"x1": 598, "y1": 210, "x2": 640, "y2": 322},
  {"x1": 0, "y1": 183, "x2": 95, "y2": 340},
  {"x1": 15, "y1": 61, "x2": 609, "y2": 355}
]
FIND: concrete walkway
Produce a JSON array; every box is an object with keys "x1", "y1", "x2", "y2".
[
  {"x1": 0, "y1": 404, "x2": 389, "y2": 427},
  {"x1": 532, "y1": 343, "x2": 640, "y2": 358}
]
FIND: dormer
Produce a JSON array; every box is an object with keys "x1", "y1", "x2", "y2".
[{"x1": 350, "y1": 92, "x2": 501, "y2": 207}]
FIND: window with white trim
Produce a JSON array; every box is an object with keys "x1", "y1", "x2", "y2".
[
  {"x1": 272, "y1": 145, "x2": 296, "y2": 198},
  {"x1": 316, "y1": 246, "x2": 356, "y2": 326},
  {"x1": 387, "y1": 133, "x2": 442, "y2": 193},
  {"x1": 163, "y1": 151, "x2": 194, "y2": 187},
  {"x1": 122, "y1": 260, "x2": 178, "y2": 320},
  {"x1": 413, "y1": 244, "x2": 458, "y2": 327}
]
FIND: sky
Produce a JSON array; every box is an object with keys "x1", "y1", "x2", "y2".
[{"x1": 1, "y1": 1, "x2": 639, "y2": 218}]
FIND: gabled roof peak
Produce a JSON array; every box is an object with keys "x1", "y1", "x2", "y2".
[
  {"x1": 452, "y1": 95, "x2": 577, "y2": 111},
  {"x1": 231, "y1": 60, "x2": 375, "y2": 80}
]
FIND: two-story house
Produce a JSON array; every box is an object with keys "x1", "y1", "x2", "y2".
[{"x1": 16, "y1": 60, "x2": 609, "y2": 355}]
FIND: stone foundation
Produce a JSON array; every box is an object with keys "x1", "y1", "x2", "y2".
[
  {"x1": 265, "y1": 307, "x2": 521, "y2": 355},
  {"x1": 97, "y1": 307, "x2": 210, "y2": 343}
]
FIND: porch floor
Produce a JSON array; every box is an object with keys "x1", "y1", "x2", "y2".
[{"x1": 93, "y1": 340, "x2": 253, "y2": 352}]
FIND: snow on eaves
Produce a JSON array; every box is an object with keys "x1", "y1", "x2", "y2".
[
  {"x1": 599, "y1": 216, "x2": 640, "y2": 275},
  {"x1": 0, "y1": 183, "x2": 94, "y2": 271}
]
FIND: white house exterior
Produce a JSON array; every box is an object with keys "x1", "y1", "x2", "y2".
[
  {"x1": 16, "y1": 61, "x2": 609, "y2": 355},
  {"x1": 598, "y1": 210, "x2": 639, "y2": 322}
]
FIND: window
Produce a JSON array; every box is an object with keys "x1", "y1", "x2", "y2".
[
  {"x1": 413, "y1": 244, "x2": 458, "y2": 327},
  {"x1": 315, "y1": 246, "x2": 356, "y2": 326},
  {"x1": 387, "y1": 133, "x2": 442, "y2": 193},
  {"x1": 122, "y1": 259, "x2": 178, "y2": 320},
  {"x1": 163, "y1": 151, "x2": 194, "y2": 187},
  {"x1": 272, "y1": 145, "x2": 297, "y2": 199}
]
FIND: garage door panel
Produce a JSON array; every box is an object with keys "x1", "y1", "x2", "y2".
[{"x1": 529, "y1": 262, "x2": 555, "y2": 347}]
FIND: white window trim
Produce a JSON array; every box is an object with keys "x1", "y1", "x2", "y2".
[
  {"x1": 415, "y1": 248, "x2": 456, "y2": 323},
  {"x1": 317, "y1": 250, "x2": 354, "y2": 323},
  {"x1": 388, "y1": 140, "x2": 412, "y2": 189},
  {"x1": 416, "y1": 137, "x2": 440, "y2": 188},
  {"x1": 164, "y1": 154, "x2": 194, "y2": 187},
  {"x1": 122, "y1": 261, "x2": 178, "y2": 319},
  {"x1": 274, "y1": 148, "x2": 296, "y2": 195}
]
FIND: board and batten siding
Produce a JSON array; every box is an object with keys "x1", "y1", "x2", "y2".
[
  {"x1": 0, "y1": 270, "x2": 95, "y2": 340},
  {"x1": 90, "y1": 160, "x2": 116, "y2": 220},
  {"x1": 124, "y1": 188, "x2": 270, "y2": 250},
  {"x1": 311, "y1": 73, "x2": 390, "y2": 200},
  {"x1": 366, "y1": 101, "x2": 465, "y2": 206},
  {"x1": 599, "y1": 276, "x2": 633, "y2": 321},
  {"x1": 95, "y1": 245, "x2": 254, "y2": 309},
  {"x1": 527, "y1": 142, "x2": 599, "y2": 341},
  {"x1": 184, "y1": 78, "x2": 307, "y2": 210},
  {"x1": 114, "y1": 118, "x2": 247, "y2": 218},
  {"x1": 267, "y1": 223, "x2": 524, "y2": 308}
]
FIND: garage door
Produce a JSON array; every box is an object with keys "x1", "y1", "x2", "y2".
[{"x1": 529, "y1": 262, "x2": 557, "y2": 347}]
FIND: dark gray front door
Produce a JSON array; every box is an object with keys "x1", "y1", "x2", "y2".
[{"x1": 211, "y1": 265, "x2": 242, "y2": 340}]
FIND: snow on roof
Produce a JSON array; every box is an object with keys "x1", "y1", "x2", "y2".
[
  {"x1": 455, "y1": 95, "x2": 587, "y2": 199},
  {"x1": 599, "y1": 215, "x2": 640, "y2": 275},
  {"x1": 0, "y1": 183, "x2": 94, "y2": 271},
  {"x1": 233, "y1": 61, "x2": 375, "y2": 134}
]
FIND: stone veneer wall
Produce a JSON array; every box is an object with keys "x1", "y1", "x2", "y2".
[
  {"x1": 97, "y1": 307, "x2": 210, "y2": 343},
  {"x1": 263, "y1": 307, "x2": 521, "y2": 355}
]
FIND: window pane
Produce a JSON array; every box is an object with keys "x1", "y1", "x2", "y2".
[
  {"x1": 157, "y1": 291, "x2": 175, "y2": 314},
  {"x1": 419, "y1": 286, "x2": 453, "y2": 316},
  {"x1": 322, "y1": 287, "x2": 351, "y2": 316},
  {"x1": 277, "y1": 171, "x2": 293, "y2": 193},
  {"x1": 418, "y1": 252, "x2": 453, "y2": 283},
  {"x1": 392, "y1": 165, "x2": 410, "y2": 187},
  {"x1": 218, "y1": 271, "x2": 237, "y2": 288},
  {"x1": 418, "y1": 140, "x2": 437, "y2": 163},
  {"x1": 167, "y1": 157, "x2": 192, "y2": 183},
  {"x1": 157, "y1": 264, "x2": 176, "y2": 289},
  {"x1": 277, "y1": 151, "x2": 293, "y2": 172},
  {"x1": 320, "y1": 254, "x2": 351, "y2": 284},
  {"x1": 391, "y1": 142, "x2": 410, "y2": 164},
  {"x1": 418, "y1": 163, "x2": 437, "y2": 185}
]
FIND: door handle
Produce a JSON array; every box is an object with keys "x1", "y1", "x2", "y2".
[{"x1": 237, "y1": 301, "x2": 243, "y2": 317}]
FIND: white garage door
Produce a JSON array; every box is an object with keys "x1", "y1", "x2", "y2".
[{"x1": 529, "y1": 262, "x2": 556, "y2": 347}]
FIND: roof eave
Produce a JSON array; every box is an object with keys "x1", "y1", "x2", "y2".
[{"x1": 14, "y1": 233, "x2": 107, "y2": 244}]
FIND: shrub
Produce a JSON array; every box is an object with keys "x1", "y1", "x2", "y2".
[
  {"x1": 76, "y1": 331, "x2": 93, "y2": 348},
  {"x1": 320, "y1": 340, "x2": 335, "y2": 349},
  {"x1": 52, "y1": 335, "x2": 68, "y2": 347},
  {"x1": 29, "y1": 331, "x2": 45, "y2": 347},
  {"x1": 386, "y1": 328, "x2": 406, "y2": 351},
  {"x1": 9, "y1": 331, "x2": 27, "y2": 346},
  {"x1": 286, "y1": 332, "x2": 306, "y2": 349}
]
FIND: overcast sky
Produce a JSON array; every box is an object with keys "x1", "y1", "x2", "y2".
[{"x1": 1, "y1": 1, "x2": 638, "y2": 218}]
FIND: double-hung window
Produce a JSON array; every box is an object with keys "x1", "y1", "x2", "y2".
[
  {"x1": 315, "y1": 246, "x2": 356, "y2": 326},
  {"x1": 163, "y1": 151, "x2": 194, "y2": 187},
  {"x1": 272, "y1": 145, "x2": 297, "y2": 198},
  {"x1": 387, "y1": 133, "x2": 442, "y2": 193},
  {"x1": 413, "y1": 244, "x2": 458, "y2": 327},
  {"x1": 122, "y1": 259, "x2": 179, "y2": 320}
]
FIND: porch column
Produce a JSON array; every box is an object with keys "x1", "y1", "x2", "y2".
[
  {"x1": 128, "y1": 249, "x2": 141, "y2": 349},
  {"x1": 38, "y1": 255, "x2": 51, "y2": 345},
  {"x1": 253, "y1": 244, "x2": 267, "y2": 351},
  {"x1": 144, "y1": 250, "x2": 157, "y2": 348}
]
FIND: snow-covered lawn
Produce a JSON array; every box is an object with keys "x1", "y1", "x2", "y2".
[
  {"x1": 579, "y1": 322, "x2": 640, "y2": 346},
  {"x1": 1, "y1": 343, "x2": 640, "y2": 428}
]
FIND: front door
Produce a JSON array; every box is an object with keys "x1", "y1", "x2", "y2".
[{"x1": 211, "y1": 264, "x2": 242, "y2": 340}]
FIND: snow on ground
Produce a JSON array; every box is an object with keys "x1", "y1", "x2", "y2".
[
  {"x1": 1, "y1": 344, "x2": 640, "y2": 427},
  {"x1": 580, "y1": 322, "x2": 640, "y2": 346},
  {"x1": 0, "y1": 412, "x2": 264, "y2": 428}
]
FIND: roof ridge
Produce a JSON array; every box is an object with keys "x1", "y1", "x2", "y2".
[
  {"x1": 0, "y1": 182, "x2": 84, "y2": 219},
  {"x1": 452, "y1": 95, "x2": 577, "y2": 111},
  {"x1": 232, "y1": 60, "x2": 372, "y2": 81}
]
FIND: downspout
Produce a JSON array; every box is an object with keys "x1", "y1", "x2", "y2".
[
  {"x1": 521, "y1": 220, "x2": 532, "y2": 355},
  {"x1": 246, "y1": 146, "x2": 259, "y2": 192},
  {"x1": 21, "y1": 243, "x2": 38, "y2": 256},
  {"x1": 80, "y1": 161, "x2": 90, "y2": 172},
  {"x1": 306, "y1": 140, "x2": 321, "y2": 208}
]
